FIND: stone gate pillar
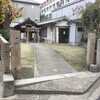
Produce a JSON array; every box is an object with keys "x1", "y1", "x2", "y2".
[
  {"x1": 0, "y1": 35, "x2": 14, "y2": 97},
  {"x1": 10, "y1": 29, "x2": 21, "y2": 78},
  {"x1": 96, "y1": 39, "x2": 100, "y2": 71},
  {"x1": 87, "y1": 33, "x2": 96, "y2": 67},
  {"x1": 0, "y1": 35, "x2": 10, "y2": 73}
]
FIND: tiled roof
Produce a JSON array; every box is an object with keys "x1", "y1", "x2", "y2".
[{"x1": 13, "y1": 18, "x2": 39, "y2": 30}]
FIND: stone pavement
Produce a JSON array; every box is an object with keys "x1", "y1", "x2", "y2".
[
  {"x1": 15, "y1": 43, "x2": 100, "y2": 100},
  {"x1": 14, "y1": 43, "x2": 77, "y2": 100},
  {"x1": 15, "y1": 72, "x2": 100, "y2": 100},
  {"x1": 33, "y1": 43, "x2": 76, "y2": 77},
  {"x1": 1, "y1": 43, "x2": 100, "y2": 100}
]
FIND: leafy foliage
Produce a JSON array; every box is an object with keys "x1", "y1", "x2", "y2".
[
  {"x1": 0, "y1": 0, "x2": 22, "y2": 28},
  {"x1": 82, "y1": 1, "x2": 100, "y2": 33},
  {"x1": 0, "y1": 29, "x2": 9, "y2": 40},
  {"x1": 0, "y1": 0, "x2": 22, "y2": 40}
]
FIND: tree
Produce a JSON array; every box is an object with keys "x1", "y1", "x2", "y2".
[
  {"x1": 82, "y1": 1, "x2": 100, "y2": 35},
  {"x1": 0, "y1": 0, "x2": 22, "y2": 40},
  {"x1": 81, "y1": 0, "x2": 100, "y2": 67},
  {"x1": 0, "y1": 0, "x2": 22, "y2": 28}
]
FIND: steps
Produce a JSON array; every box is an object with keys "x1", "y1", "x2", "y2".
[{"x1": 15, "y1": 72, "x2": 100, "y2": 95}]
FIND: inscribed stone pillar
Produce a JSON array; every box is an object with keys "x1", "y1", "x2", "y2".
[
  {"x1": 87, "y1": 33, "x2": 96, "y2": 67},
  {"x1": 96, "y1": 39, "x2": 100, "y2": 71},
  {"x1": 0, "y1": 36, "x2": 10, "y2": 97},
  {"x1": 10, "y1": 29, "x2": 21, "y2": 77},
  {"x1": 0, "y1": 37, "x2": 10, "y2": 74},
  {"x1": 1, "y1": 43, "x2": 10, "y2": 73}
]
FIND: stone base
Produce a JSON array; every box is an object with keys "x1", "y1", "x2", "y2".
[
  {"x1": 89, "y1": 64, "x2": 100, "y2": 72},
  {"x1": 3, "y1": 74, "x2": 15, "y2": 97},
  {"x1": 16, "y1": 72, "x2": 100, "y2": 95}
]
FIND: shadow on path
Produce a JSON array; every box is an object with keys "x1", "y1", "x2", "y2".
[{"x1": 15, "y1": 89, "x2": 83, "y2": 95}]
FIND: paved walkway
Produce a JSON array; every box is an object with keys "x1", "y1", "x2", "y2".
[
  {"x1": 16, "y1": 43, "x2": 77, "y2": 100},
  {"x1": 34, "y1": 43, "x2": 76, "y2": 77},
  {"x1": 15, "y1": 43, "x2": 100, "y2": 100},
  {"x1": 1, "y1": 43, "x2": 100, "y2": 100}
]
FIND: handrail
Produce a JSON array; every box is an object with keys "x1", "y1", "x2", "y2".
[{"x1": 0, "y1": 34, "x2": 9, "y2": 44}]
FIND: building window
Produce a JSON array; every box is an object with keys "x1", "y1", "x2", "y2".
[
  {"x1": 53, "y1": 4, "x2": 55, "y2": 9},
  {"x1": 49, "y1": 6, "x2": 51, "y2": 10},
  {"x1": 56, "y1": 1, "x2": 60, "y2": 8},
  {"x1": 49, "y1": 14, "x2": 52, "y2": 19},
  {"x1": 61, "y1": 0, "x2": 64, "y2": 5},
  {"x1": 41, "y1": 10, "x2": 44, "y2": 14},
  {"x1": 44, "y1": 9, "x2": 46, "y2": 13},
  {"x1": 47, "y1": 7, "x2": 49, "y2": 11},
  {"x1": 50, "y1": 5, "x2": 52, "y2": 10},
  {"x1": 65, "y1": 0, "x2": 70, "y2": 4},
  {"x1": 77, "y1": 27, "x2": 83, "y2": 32},
  {"x1": 66, "y1": 0, "x2": 70, "y2": 2}
]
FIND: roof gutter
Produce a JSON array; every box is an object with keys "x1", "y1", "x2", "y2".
[{"x1": 12, "y1": 0, "x2": 40, "y2": 5}]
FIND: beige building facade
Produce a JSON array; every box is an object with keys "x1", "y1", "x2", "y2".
[{"x1": 12, "y1": 0, "x2": 40, "y2": 22}]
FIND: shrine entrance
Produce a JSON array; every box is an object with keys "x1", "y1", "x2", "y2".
[
  {"x1": 59, "y1": 27, "x2": 69, "y2": 43},
  {"x1": 14, "y1": 18, "x2": 40, "y2": 43}
]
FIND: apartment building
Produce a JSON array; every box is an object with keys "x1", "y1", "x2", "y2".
[
  {"x1": 39, "y1": 0, "x2": 95, "y2": 45},
  {"x1": 41, "y1": 0, "x2": 72, "y2": 20}
]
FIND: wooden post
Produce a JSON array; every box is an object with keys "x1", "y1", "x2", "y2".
[
  {"x1": 26, "y1": 27, "x2": 31, "y2": 42},
  {"x1": 27, "y1": 31, "x2": 29, "y2": 42},
  {"x1": 87, "y1": 33, "x2": 96, "y2": 67},
  {"x1": 37, "y1": 29, "x2": 40, "y2": 43}
]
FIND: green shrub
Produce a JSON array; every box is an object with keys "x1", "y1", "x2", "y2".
[{"x1": 0, "y1": 29, "x2": 9, "y2": 41}]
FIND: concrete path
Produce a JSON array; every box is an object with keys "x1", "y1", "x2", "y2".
[
  {"x1": 14, "y1": 43, "x2": 100, "y2": 100},
  {"x1": 15, "y1": 43, "x2": 100, "y2": 100},
  {"x1": 2, "y1": 43, "x2": 100, "y2": 100},
  {"x1": 15, "y1": 43, "x2": 77, "y2": 100},
  {"x1": 34, "y1": 43, "x2": 76, "y2": 77}
]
